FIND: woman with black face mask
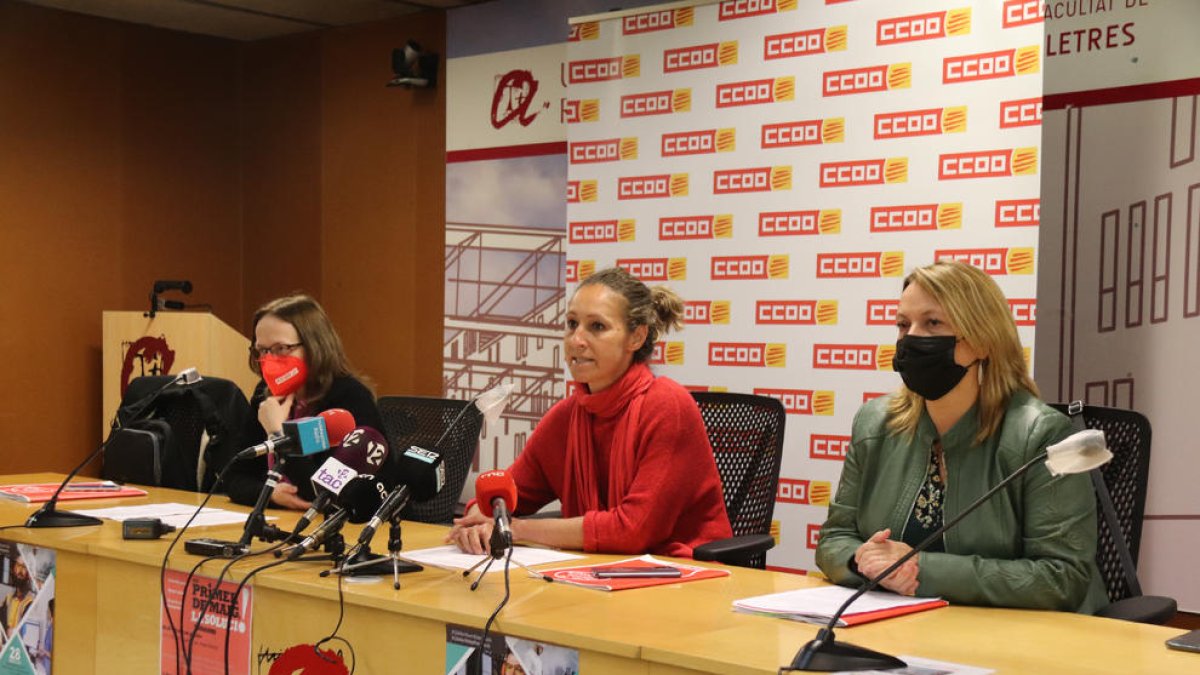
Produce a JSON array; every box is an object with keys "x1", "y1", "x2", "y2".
[{"x1": 815, "y1": 261, "x2": 1109, "y2": 613}]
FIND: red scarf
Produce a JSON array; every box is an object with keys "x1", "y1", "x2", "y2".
[{"x1": 562, "y1": 361, "x2": 655, "y2": 515}]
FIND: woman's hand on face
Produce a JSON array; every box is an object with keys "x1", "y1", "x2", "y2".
[
  {"x1": 258, "y1": 393, "x2": 294, "y2": 436},
  {"x1": 270, "y1": 482, "x2": 311, "y2": 510},
  {"x1": 445, "y1": 505, "x2": 493, "y2": 555}
]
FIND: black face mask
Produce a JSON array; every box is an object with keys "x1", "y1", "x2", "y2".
[{"x1": 892, "y1": 335, "x2": 969, "y2": 401}]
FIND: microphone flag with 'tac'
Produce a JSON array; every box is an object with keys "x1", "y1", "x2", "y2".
[
  {"x1": 285, "y1": 473, "x2": 391, "y2": 560},
  {"x1": 291, "y1": 426, "x2": 391, "y2": 537}
]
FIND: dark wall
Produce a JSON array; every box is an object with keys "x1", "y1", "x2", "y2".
[{"x1": 0, "y1": 1, "x2": 445, "y2": 472}]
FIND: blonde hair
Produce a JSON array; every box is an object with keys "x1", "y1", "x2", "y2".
[
  {"x1": 578, "y1": 267, "x2": 684, "y2": 362},
  {"x1": 248, "y1": 293, "x2": 362, "y2": 402},
  {"x1": 887, "y1": 261, "x2": 1038, "y2": 443}
]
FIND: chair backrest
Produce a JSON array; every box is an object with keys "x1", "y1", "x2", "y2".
[
  {"x1": 690, "y1": 391, "x2": 786, "y2": 569},
  {"x1": 1049, "y1": 402, "x2": 1152, "y2": 603},
  {"x1": 376, "y1": 395, "x2": 482, "y2": 524},
  {"x1": 108, "y1": 375, "x2": 249, "y2": 492}
]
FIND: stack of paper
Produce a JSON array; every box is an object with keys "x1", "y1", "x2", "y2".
[{"x1": 734, "y1": 585, "x2": 947, "y2": 627}]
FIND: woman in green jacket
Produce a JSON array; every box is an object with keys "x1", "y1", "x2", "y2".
[{"x1": 816, "y1": 261, "x2": 1108, "y2": 613}]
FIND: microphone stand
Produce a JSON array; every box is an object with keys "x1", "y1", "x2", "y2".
[
  {"x1": 325, "y1": 514, "x2": 422, "y2": 588},
  {"x1": 787, "y1": 450, "x2": 1053, "y2": 672},
  {"x1": 463, "y1": 519, "x2": 535, "y2": 590},
  {"x1": 26, "y1": 371, "x2": 196, "y2": 529}
]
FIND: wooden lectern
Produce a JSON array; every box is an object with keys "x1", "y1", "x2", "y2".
[{"x1": 101, "y1": 311, "x2": 260, "y2": 435}]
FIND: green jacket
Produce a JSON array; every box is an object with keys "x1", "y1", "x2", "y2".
[{"x1": 815, "y1": 390, "x2": 1109, "y2": 613}]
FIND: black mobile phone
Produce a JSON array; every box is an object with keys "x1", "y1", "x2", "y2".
[
  {"x1": 591, "y1": 565, "x2": 682, "y2": 579},
  {"x1": 1166, "y1": 629, "x2": 1200, "y2": 653}
]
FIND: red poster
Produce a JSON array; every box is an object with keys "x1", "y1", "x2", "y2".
[{"x1": 160, "y1": 569, "x2": 252, "y2": 675}]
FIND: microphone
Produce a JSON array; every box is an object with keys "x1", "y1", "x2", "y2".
[
  {"x1": 235, "y1": 409, "x2": 354, "y2": 461},
  {"x1": 352, "y1": 445, "x2": 446, "y2": 551},
  {"x1": 475, "y1": 470, "x2": 517, "y2": 555},
  {"x1": 291, "y1": 426, "x2": 391, "y2": 536},
  {"x1": 284, "y1": 474, "x2": 390, "y2": 560},
  {"x1": 27, "y1": 367, "x2": 202, "y2": 529},
  {"x1": 786, "y1": 429, "x2": 1113, "y2": 672}
]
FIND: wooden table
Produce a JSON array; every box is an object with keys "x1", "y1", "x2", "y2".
[{"x1": 1, "y1": 474, "x2": 1193, "y2": 674}]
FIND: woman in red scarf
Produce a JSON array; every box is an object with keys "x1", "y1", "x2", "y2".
[{"x1": 447, "y1": 268, "x2": 732, "y2": 558}]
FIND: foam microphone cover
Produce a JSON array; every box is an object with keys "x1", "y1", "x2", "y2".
[
  {"x1": 336, "y1": 475, "x2": 391, "y2": 523},
  {"x1": 475, "y1": 470, "x2": 518, "y2": 518},
  {"x1": 332, "y1": 426, "x2": 389, "y2": 474},
  {"x1": 318, "y1": 408, "x2": 358, "y2": 447}
]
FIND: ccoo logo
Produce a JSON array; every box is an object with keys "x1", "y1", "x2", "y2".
[
  {"x1": 935, "y1": 247, "x2": 1034, "y2": 275},
  {"x1": 939, "y1": 148, "x2": 1037, "y2": 180},
  {"x1": 714, "y1": 166, "x2": 792, "y2": 193},
  {"x1": 823, "y1": 63, "x2": 911, "y2": 96},
  {"x1": 810, "y1": 434, "x2": 851, "y2": 460},
  {"x1": 877, "y1": 8, "x2": 971, "y2": 45},
  {"x1": 755, "y1": 300, "x2": 838, "y2": 325},
  {"x1": 664, "y1": 41, "x2": 738, "y2": 72},
  {"x1": 618, "y1": 173, "x2": 689, "y2": 200},
  {"x1": 995, "y1": 198, "x2": 1039, "y2": 227},
  {"x1": 813, "y1": 344, "x2": 896, "y2": 370},
  {"x1": 764, "y1": 25, "x2": 847, "y2": 59},
  {"x1": 711, "y1": 255, "x2": 789, "y2": 280},
  {"x1": 777, "y1": 478, "x2": 832, "y2": 506},
  {"x1": 759, "y1": 209, "x2": 841, "y2": 236},
  {"x1": 719, "y1": 0, "x2": 798, "y2": 22},
  {"x1": 1000, "y1": 96, "x2": 1042, "y2": 128},
  {"x1": 709, "y1": 342, "x2": 786, "y2": 367},
  {"x1": 623, "y1": 6, "x2": 694, "y2": 34},
  {"x1": 684, "y1": 300, "x2": 731, "y2": 325},
  {"x1": 870, "y1": 203, "x2": 962, "y2": 232},
  {"x1": 565, "y1": 55, "x2": 640, "y2": 84},
  {"x1": 755, "y1": 388, "x2": 835, "y2": 416},
  {"x1": 875, "y1": 106, "x2": 966, "y2": 139},
  {"x1": 566, "y1": 180, "x2": 598, "y2": 203},
  {"x1": 865, "y1": 299, "x2": 900, "y2": 325},
  {"x1": 659, "y1": 214, "x2": 733, "y2": 241},
  {"x1": 568, "y1": 219, "x2": 635, "y2": 244},
  {"x1": 565, "y1": 259, "x2": 596, "y2": 283},
  {"x1": 944, "y1": 46, "x2": 1039, "y2": 83},
  {"x1": 820, "y1": 158, "x2": 908, "y2": 187},
  {"x1": 621, "y1": 89, "x2": 691, "y2": 118},
  {"x1": 762, "y1": 118, "x2": 844, "y2": 148},
  {"x1": 617, "y1": 257, "x2": 687, "y2": 281},
  {"x1": 817, "y1": 251, "x2": 904, "y2": 278},
  {"x1": 562, "y1": 99, "x2": 600, "y2": 124},
  {"x1": 662, "y1": 128, "x2": 735, "y2": 157}
]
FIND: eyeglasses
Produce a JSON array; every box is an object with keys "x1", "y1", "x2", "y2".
[{"x1": 251, "y1": 342, "x2": 303, "y2": 359}]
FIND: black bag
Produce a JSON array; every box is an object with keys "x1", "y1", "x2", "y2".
[
  {"x1": 104, "y1": 419, "x2": 176, "y2": 487},
  {"x1": 102, "y1": 375, "x2": 249, "y2": 492}
]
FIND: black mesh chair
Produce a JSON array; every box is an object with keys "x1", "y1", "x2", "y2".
[
  {"x1": 1050, "y1": 402, "x2": 1177, "y2": 624},
  {"x1": 376, "y1": 395, "x2": 483, "y2": 524},
  {"x1": 691, "y1": 392, "x2": 786, "y2": 569}
]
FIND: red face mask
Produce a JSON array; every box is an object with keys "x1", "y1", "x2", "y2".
[{"x1": 259, "y1": 354, "x2": 308, "y2": 398}]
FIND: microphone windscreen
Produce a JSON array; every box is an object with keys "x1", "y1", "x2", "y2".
[
  {"x1": 395, "y1": 446, "x2": 446, "y2": 502},
  {"x1": 282, "y1": 416, "x2": 331, "y2": 456},
  {"x1": 475, "y1": 469, "x2": 517, "y2": 518},
  {"x1": 319, "y1": 408, "x2": 357, "y2": 446},
  {"x1": 332, "y1": 426, "x2": 389, "y2": 474},
  {"x1": 336, "y1": 475, "x2": 391, "y2": 523}
]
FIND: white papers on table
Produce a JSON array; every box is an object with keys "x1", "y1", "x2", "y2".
[
  {"x1": 400, "y1": 544, "x2": 584, "y2": 572},
  {"x1": 733, "y1": 584, "x2": 943, "y2": 626},
  {"x1": 69, "y1": 502, "x2": 265, "y2": 529}
]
